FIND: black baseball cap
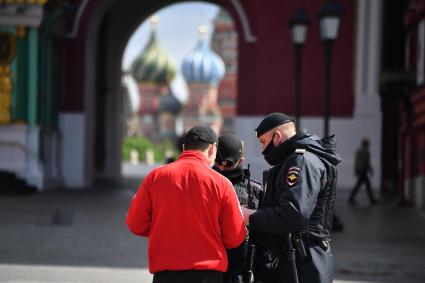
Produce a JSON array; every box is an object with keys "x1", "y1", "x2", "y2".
[
  {"x1": 184, "y1": 125, "x2": 218, "y2": 145},
  {"x1": 255, "y1": 112, "x2": 294, "y2": 138},
  {"x1": 216, "y1": 133, "x2": 243, "y2": 165}
]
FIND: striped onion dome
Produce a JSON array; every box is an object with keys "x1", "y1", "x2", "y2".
[
  {"x1": 182, "y1": 25, "x2": 225, "y2": 86},
  {"x1": 130, "y1": 17, "x2": 176, "y2": 85}
]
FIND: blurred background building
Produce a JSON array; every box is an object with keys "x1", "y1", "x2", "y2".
[
  {"x1": 211, "y1": 9, "x2": 238, "y2": 134},
  {"x1": 0, "y1": 0, "x2": 423, "y2": 211}
]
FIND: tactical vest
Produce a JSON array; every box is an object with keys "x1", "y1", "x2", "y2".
[{"x1": 304, "y1": 150, "x2": 338, "y2": 239}]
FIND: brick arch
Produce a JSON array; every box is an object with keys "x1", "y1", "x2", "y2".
[
  {"x1": 62, "y1": 0, "x2": 258, "y2": 112},
  {"x1": 62, "y1": 0, "x2": 255, "y2": 182}
]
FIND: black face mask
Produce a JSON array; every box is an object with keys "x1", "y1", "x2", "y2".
[
  {"x1": 262, "y1": 132, "x2": 279, "y2": 166},
  {"x1": 262, "y1": 132, "x2": 304, "y2": 166},
  {"x1": 213, "y1": 165, "x2": 245, "y2": 185}
]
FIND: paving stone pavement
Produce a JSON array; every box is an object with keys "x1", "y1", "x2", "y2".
[{"x1": 0, "y1": 177, "x2": 424, "y2": 283}]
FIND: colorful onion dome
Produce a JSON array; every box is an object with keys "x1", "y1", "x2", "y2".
[
  {"x1": 182, "y1": 25, "x2": 225, "y2": 86},
  {"x1": 130, "y1": 16, "x2": 176, "y2": 85}
]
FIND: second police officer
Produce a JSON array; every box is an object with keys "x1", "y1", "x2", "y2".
[
  {"x1": 213, "y1": 133, "x2": 263, "y2": 283},
  {"x1": 241, "y1": 112, "x2": 341, "y2": 283}
]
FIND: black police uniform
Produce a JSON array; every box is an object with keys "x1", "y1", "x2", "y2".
[
  {"x1": 214, "y1": 170, "x2": 263, "y2": 283},
  {"x1": 249, "y1": 131, "x2": 341, "y2": 283},
  {"x1": 213, "y1": 133, "x2": 264, "y2": 283},
  {"x1": 222, "y1": 175, "x2": 262, "y2": 283}
]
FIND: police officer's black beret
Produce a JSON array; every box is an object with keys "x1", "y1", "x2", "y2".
[
  {"x1": 255, "y1": 112, "x2": 294, "y2": 138},
  {"x1": 216, "y1": 133, "x2": 243, "y2": 165},
  {"x1": 184, "y1": 125, "x2": 218, "y2": 145}
]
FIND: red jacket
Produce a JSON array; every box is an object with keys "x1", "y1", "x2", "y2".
[{"x1": 126, "y1": 150, "x2": 247, "y2": 273}]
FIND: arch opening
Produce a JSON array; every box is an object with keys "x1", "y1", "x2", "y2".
[{"x1": 88, "y1": 1, "x2": 242, "y2": 181}]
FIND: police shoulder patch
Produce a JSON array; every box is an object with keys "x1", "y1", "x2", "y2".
[{"x1": 286, "y1": 166, "x2": 301, "y2": 187}]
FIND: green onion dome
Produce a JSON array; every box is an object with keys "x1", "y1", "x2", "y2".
[{"x1": 130, "y1": 16, "x2": 176, "y2": 85}]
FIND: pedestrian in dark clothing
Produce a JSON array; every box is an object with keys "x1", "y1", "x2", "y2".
[
  {"x1": 213, "y1": 133, "x2": 263, "y2": 283},
  {"x1": 240, "y1": 112, "x2": 341, "y2": 283},
  {"x1": 348, "y1": 138, "x2": 377, "y2": 205}
]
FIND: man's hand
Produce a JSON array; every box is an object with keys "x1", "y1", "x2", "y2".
[{"x1": 241, "y1": 206, "x2": 256, "y2": 226}]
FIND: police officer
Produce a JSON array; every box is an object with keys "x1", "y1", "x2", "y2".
[
  {"x1": 213, "y1": 133, "x2": 263, "y2": 209},
  {"x1": 241, "y1": 112, "x2": 341, "y2": 283},
  {"x1": 213, "y1": 133, "x2": 263, "y2": 283}
]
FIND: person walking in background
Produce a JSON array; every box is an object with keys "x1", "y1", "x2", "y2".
[
  {"x1": 126, "y1": 125, "x2": 247, "y2": 283},
  {"x1": 348, "y1": 138, "x2": 378, "y2": 205}
]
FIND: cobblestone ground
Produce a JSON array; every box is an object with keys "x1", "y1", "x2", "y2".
[{"x1": 0, "y1": 177, "x2": 424, "y2": 283}]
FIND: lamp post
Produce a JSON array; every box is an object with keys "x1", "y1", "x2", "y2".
[
  {"x1": 289, "y1": 9, "x2": 310, "y2": 128},
  {"x1": 318, "y1": 0, "x2": 343, "y2": 137}
]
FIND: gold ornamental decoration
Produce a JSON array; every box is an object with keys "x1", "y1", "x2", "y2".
[
  {"x1": 0, "y1": 66, "x2": 13, "y2": 123},
  {"x1": 0, "y1": 32, "x2": 16, "y2": 124}
]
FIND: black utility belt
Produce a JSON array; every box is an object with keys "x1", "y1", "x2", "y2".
[
  {"x1": 290, "y1": 234, "x2": 330, "y2": 263},
  {"x1": 259, "y1": 235, "x2": 331, "y2": 270}
]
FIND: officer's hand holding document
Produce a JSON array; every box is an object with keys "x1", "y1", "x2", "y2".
[{"x1": 241, "y1": 206, "x2": 256, "y2": 226}]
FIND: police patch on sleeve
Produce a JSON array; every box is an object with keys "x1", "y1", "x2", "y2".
[{"x1": 286, "y1": 167, "x2": 301, "y2": 187}]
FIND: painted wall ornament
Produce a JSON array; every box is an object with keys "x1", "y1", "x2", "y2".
[{"x1": 0, "y1": 32, "x2": 16, "y2": 124}]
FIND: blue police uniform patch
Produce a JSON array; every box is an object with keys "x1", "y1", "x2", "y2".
[{"x1": 287, "y1": 166, "x2": 300, "y2": 187}]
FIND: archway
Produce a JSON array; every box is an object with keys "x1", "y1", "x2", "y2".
[{"x1": 82, "y1": 0, "x2": 252, "y2": 183}]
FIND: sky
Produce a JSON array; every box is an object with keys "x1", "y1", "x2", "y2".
[{"x1": 121, "y1": 2, "x2": 220, "y2": 103}]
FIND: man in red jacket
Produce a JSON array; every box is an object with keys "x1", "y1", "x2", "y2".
[{"x1": 126, "y1": 125, "x2": 247, "y2": 283}]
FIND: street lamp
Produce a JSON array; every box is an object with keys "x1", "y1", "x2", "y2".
[
  {"x1": 289, "y1": 9, "x2": 310, "y2": 128},
  {"x1": 317, "y1": 0, "x2": 343, "y2": 137}
]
